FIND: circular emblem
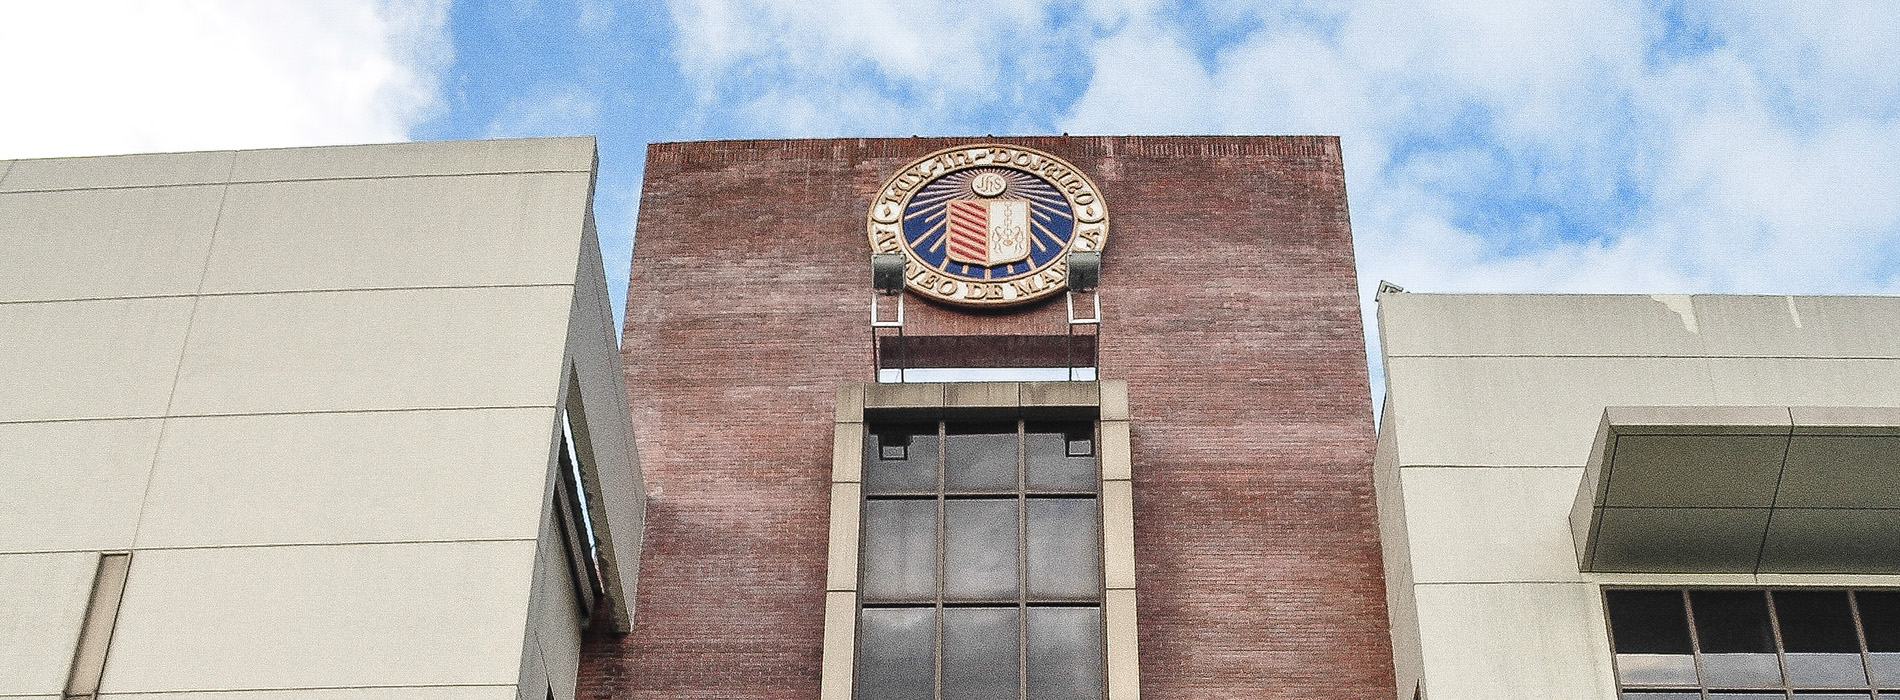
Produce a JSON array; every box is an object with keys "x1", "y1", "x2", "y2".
[{"x1": 867, "y1": 144, "x2": 1108, "y2": 306}]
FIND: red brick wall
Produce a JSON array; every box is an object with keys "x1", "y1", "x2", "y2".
[{"x1": 582, "y1": 136, "x2": 1392, "y2": 699}]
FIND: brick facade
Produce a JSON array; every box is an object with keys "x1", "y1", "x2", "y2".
[{"x1": 582, "y1": 136, "x2": 1393, "y2": 699}]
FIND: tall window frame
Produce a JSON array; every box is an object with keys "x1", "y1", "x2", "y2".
[
  {"x1": 856, "y1": 420, "x2": 1105, "y2": 700},
  {"x1": 822, "y1": 381, "x2": 1140, "y2": 700},
  {"x1": 1606, "y1": 587, "x2": 1900, "y2": 699}
]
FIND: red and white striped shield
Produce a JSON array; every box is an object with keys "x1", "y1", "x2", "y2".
[{"x1": 946, "y1": 199, "x2": 1032, "y2": 267}]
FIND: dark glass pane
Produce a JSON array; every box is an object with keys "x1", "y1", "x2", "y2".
[
  {"x1": 1790, "y1": 694, "x2": 1873, "y2": 700},
  {"x1": 944, "y1": 499, "x2": 1018, "y2": 600},
  {"x1": 1027, "y1": 498, "x2": 1101, "y2": 600},
  {"x1": 1778, "y1": 591, "x2": 1859, "y2": 653},
  {"x1": 1701, "y1": 654, "x2": 1784, "y2": 688},
  {"x1": 1028, "y1": 607, "x2": 1104, "y2": 700},
  {"x1": 1707, "y1": 694, "x2": 1792, "y2": 700},
  {"x1": 1785, "y1": 653, "x2": 1867, "y2": 689},
  {"x1": 945, "y1": 424, "x2": 1018, "y2": 491},
  {"x1": 857, "y1": 608, "x2": 935, "y2": 700},
  {"x1": 861, "y1": 499, "x2": 937, "y2": 601},
  {"x1": 865, "y1": 425, "x2": 938, "y2": 494},
  {"x1": 941, "y1": 607, "x2": 1019, "y2": 700},
  {"x1": 1026, "y1": 423, "x2": 1095, "y2": 490},
  {"x1": 1608, "y1": 590, "x2": 1693, "y2": 654},
  {"x1": 1857, "y1": 592, "x2": 1900, "y2": 652},
  {"x1": 1693, "y1": 590, "x2": 1777, "y2": 653},
  {"x1": 1616, "y1": 654, "x2": 1699, "y2": 686},
  {"x1": 1866, "y1": 652, "x2": 1900, "y2": 687}
]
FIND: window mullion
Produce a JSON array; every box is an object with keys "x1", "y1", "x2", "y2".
[
  {"x1": 1851, "y1": 592, "x2": 1879, "y2": 695},
  {"x1": 935, "y1": 420, "x2": 947, "y2": 700},
  {"x1": 1682, "y1": 589, "x2": 1709, "y2": 699},
  {"x1": 1017, "y1": 419, "x2": 1029, "y2": 700},
  {"x1": 1764, "y1": 591, "x2": 1790, "y2": 699}
]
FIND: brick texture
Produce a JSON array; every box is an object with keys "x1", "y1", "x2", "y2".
[{"x1": 583, "y1": 136, "x2": 1393, "y2": 699}]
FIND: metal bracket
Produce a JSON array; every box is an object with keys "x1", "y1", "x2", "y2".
[
  {"x1": 1066, "y1": 290, "x2": 1100, "y2": 325},
  {"x1": 871, "y1": 291, "x2": 904, "y2": 328}
]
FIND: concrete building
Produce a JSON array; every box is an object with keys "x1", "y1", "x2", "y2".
[
  {"x1": 583, "y1": 137, "x2": 1395, "y2": 700},
  {"x1": 1374, "y1": 292, "x2": 1900, "y2": 700},
  {"x1": 0, "y1": 138, "x2": 643, "y2": 700}
]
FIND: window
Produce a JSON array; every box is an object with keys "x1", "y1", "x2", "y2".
[
  {"x1": 856, "y1": 421, "x2": 1105, "y2": 700},
  {"x1": 1606, "y1": 588, "x2": 1900, "y2": 699},
  {"x1": 554, "y1": 409, "x2": 604, "y2": 619}
]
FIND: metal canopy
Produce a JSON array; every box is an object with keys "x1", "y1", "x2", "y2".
[{"x1": 1572, "y1": 405, "x2": 1900, "y2": 574}]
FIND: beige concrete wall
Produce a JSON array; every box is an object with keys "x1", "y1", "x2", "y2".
[
  {"x1": 0, "y1": 138, "x2": 634, "y2": 700},
  {"x1": 1375, "y1": 293, "x2": 1900, "y2": 700}
]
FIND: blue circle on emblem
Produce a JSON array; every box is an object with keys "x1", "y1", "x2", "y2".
[{"x1": 900, "y1": 167, "x2": 1076, "y2": 281}]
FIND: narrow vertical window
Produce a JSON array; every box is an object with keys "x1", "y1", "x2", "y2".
[
  {"x1": 555, "y1": 409, "x2": 604, "y2": 618},
  {"x1": 857, "y1": 420, "x2": 1105, "y2": 700},
  {"x1": 65, "y1": 552, "x2": 130, "y2": 700}
]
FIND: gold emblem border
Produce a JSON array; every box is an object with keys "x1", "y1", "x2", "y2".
[{"x1": 867, "y1": 143, "x2": 1109, "y2": 307}]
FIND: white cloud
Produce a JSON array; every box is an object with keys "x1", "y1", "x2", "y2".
[
  {"x1": 0, "y1": 0, "x2": 450, "y2": 159},
  {"x1": 657, "y1": 0, "x2": 1900, "y2": 409},
  {"x1": 664, "y1": 0, "x2": 1083, "y2": 135}
]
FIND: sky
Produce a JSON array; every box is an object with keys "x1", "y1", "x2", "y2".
[{"x1": 4, "y1": 0, "x2": 1899, "y2": 407}]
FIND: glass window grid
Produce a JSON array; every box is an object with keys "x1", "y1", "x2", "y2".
[
  {"x1": 858, "y1": 420, "x2": 1106, "y2": 700},
  {"x1": 1608, "y1": 588, "x2": 1900, "y2": 699}
]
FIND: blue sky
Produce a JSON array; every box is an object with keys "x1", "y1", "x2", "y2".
[{"x1": 5, "y1": 1, "x2": 1900, "y2": 403}]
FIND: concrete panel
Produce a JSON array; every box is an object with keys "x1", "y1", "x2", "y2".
[
  {"x1": 1378, "y1": 294, "x2": 1705, "y2": 358},
  {"x1": 0, "y1": 552, "x2": 98, "y2": 696},
  {"x1": 100, "y1": 687, "x2": 518, "y2": 700},
  {"x1": 835, "y1": 383, "x2": 865, "y2": 423},
  {"x1": 1778, "y1": 435, "x2": 1900, "y2": 508},
  {"x1": 228, "y1": 137, "x2": 594, "y2": 182},
  {"x1": 1603, "y1": 405, "x2": 1793, "y2": 435},
  {"x1": 1589, "y1": 507, "x2": 1770, "y2": 573},
  {"x1": 826, "y1": 482, "x2": 861, "y2": 591},
  {"x1": 1105, "y1": 589, "x2": 1141, "y2": 700},
  {"x1": 1760, "y1": 509, "x2": 1900, "y2": 574},
  {"x1": 832, "y1": 422, "x2": 864, "y2": 483},
  {"x1": 1400, "y1": 467, "x2": 1587, "y2": 584},
  {"x1": 0, "y1": 297, "x2": 195, "y2": 422},
  {"x1": 200, "y1": 173, "x2": 590, "y2": 294},
  {"x1": 101, "y1": 540, "x2": 537, "y2": 693},
  {"x1": 1020, "y1": 380, "x2": 1099, "y2": 412},
  {"x1": 863, "y1": 383, "x2": 942, "y2": 419},
  {"x1": 1384, "y1": 356, "x2": 1718, "y2": 468},
  {"x1": 0, "y1": 419, "x2": 161, "y2": 553},
  {"x1": 1602, "y1": 434, "x2": 1789, "y2": 508},
  {"x1": 1707, "y1": 358, "x2": 1900, "y2": 406},
  {"x1": 1098, "y1": 379, "x2": 1128, "y2": 421},
  {"x1": 1372, "y1": 406, "x2": 1425, "y2": 700},
  {"x1": 1412, "y1": 582, "x2": 1616, "y2": 700},
  {"x1": 1789, "y1": 296, "x2": 1900, "y2": 358},
  {"x1": 530, "y1": 515, "x2": 584, "y2": 700},
  {"x1": 1100, "y1": 421, "x2": 1131, "y2": 481},
  {"x1": 169, "y1": 286, "x2": 573, "y2": 415},
  {"x1": 135, "y1": 408, "x2": 555, "y2": 548},
  {"x1": 0, "y1": 150, "x2": 234, "y2": 191},
  {"x1": 820, "y1": 591, "x2": 857, "y2": 700},
  {"x1": 1693, "y1": 295, "x2": 1900, "y2": 358},
  {"x1": 944, "y1": 381, "x2": 1018, "y2": 409},
  {"x1": 1792, "y1": 406, "x2": 1900, "y2": 436},
  {"x1": 0, "y1": 186, "x2": 222, "y2": 302},
  {"x1": 1102, "y1": 480, "x2": 1136, "y2": 590}
]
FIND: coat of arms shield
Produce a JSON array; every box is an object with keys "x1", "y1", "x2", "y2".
[{"x1": 946, "y1": 199, "x2": 1032, "y2": 267}]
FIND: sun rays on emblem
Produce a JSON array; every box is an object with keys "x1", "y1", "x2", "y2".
[{"x1": 902, "y1": 168, "x2": 1076, "y2": 279}]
